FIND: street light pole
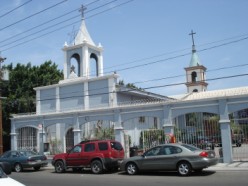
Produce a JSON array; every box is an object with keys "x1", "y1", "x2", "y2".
[{"x1": 0, "y1": 54, "x2": 6, "y2": 155}]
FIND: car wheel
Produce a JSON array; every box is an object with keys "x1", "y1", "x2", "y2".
[
  {"x1": 14, "y1": 163, "x2": 23, "y2": 172},
  {"x1": 177, "y1": 161, "x2": 192, "y2": 176},
  {"x1": 91, "y1": 160, "x2": 103, "y2": 174},
  {"x1": 126, "y1": 162, "x2": 138, "y2": 175},
  {"x1": 34, "y1": 166, "x2": 41, "y2": 171},
  {"x1": 54, "y1": 160, "x2": 65, "y2": 173}
]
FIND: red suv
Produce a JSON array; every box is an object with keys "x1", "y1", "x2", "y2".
[{"x1": 52, "y1": 140, "x2": 124, "y2": 174}]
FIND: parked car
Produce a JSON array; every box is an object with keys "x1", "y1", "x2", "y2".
[
  {"x1": 52, "y1": 139, "x2": 124, "y2": 174},
  {"x1": 0, "y1": 162, "x2": 25, "y2": 186},
  {"x1": 120, "y1": 143, "x2": 219, "y2": 176},
  {"x1": 0, "y1": 150, "x2": 48, "y2": 172}
]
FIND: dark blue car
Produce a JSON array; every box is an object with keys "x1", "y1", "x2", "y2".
[{"x1": 0, "y1": 150, "x2": 48, "y2": 172}]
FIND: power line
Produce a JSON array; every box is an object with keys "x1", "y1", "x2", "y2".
[
  {"x1": 0, "y1": 0, "x2": 101, "y2": 44},
  {"x1": 0, "y1": 0, "x2": 118, "y2": 49},
  {"x1": 105, "y1": 36, "x2": 248, "y2": 74},
  {"x1": 0, "y1": 0, "x2": 68, "y2": 31},
  {"x1": 133, "y1": 63, "x2": 248, "y2": 85},
  {"x1": 0, "y1": 0, "x2": 134, "y2": 52},
  {"x1": 103, "y1": 33, "x2": 248, "y2": 71},
  {"x1": 0, "y1": 0, "x2": 32, "y2": 19}
]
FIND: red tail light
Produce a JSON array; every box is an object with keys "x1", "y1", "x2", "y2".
[{"x1": 199, "y1": 151, "x2": 208, "y2": 157}]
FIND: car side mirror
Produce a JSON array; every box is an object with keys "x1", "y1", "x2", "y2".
[{"x1": 0, "y1": 162, "x2": 12, "y2": 175}]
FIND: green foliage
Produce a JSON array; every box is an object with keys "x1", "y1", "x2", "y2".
[
  {"x1": 95, "y1": 126, "x2": 115, "y2": 140},
  {"x1": 118, "y1": 80, "x2": 144, "y2": 91},
  {"x1": 1, "y1": 61, "x2": 63, "y2": 151}
]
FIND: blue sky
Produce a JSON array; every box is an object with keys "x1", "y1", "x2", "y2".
[{"x1": 1, "y1": 0, "x2": 248, "y2": 96}]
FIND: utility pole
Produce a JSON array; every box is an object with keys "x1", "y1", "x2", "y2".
[{"x1": 0, "y1": 54, "x2": 7, "y2": 155}]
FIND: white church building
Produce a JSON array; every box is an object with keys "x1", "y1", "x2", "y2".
[{"x1": 10, "y1": 6, "x2": 248, "y2": 163}]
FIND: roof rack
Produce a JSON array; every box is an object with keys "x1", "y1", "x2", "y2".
[{"x1": 79, "y1": 140, "x2": 99, "y2": 144}]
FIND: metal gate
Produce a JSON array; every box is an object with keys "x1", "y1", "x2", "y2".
[
  {"x1": 231, "y1": 113, "x2": 248, "y2": 161},
  {"x1": 17, "y1": 127, "x2": 38, "y2": 152},
  {"x1": 140, "y1": 129, "x2": 166, "y2": 152},
  {"x1": 174, "y1": 113, "x2": 222, "y2": 157}
]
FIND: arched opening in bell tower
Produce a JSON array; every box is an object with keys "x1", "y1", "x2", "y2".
[
  {"x1": 70, "y1": 53, "x2": 80, "y2": 76},
  {"x1": 191, "y1": 71, "x2": 197, "y2": 82},
  {"x1": 90, "y1": 53, "x2": 98, "y2": 77}
]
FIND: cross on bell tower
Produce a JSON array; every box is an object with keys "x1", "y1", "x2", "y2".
[
  {"x1": 79, "y1": 4, "x2": 87, "y2": 19},
  {"x1": 189, "y1": 30, "x2": 196, "y2": 52}
]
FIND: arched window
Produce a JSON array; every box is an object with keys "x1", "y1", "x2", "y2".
[
  {"x1": 90, "y1": 53, "x2": 98, "y2": 77},
  {"x1": 191, "y1": 71, "x2": 197, "y2": 82},
  {"x1": 71, "y1": 53, "x2": 80, "y2": 76},
  {"x1": 66, "y1": 128, "x2": 74, "y2": 152}
]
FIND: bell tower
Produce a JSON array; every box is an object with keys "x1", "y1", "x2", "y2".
[
  {"x1": 62, "y1": 5, "x2": 103, "y2": 80},
  {"x1": 185, "y1": 30, "x2": 208, "y2": 93}
]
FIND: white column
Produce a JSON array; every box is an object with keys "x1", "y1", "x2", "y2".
[
  {"x1": 63, "y1": 50, "x2": 68, "y2": 79},
  {"x1": 108, "y1": 77, "x2": 117, "y2": 107},
  {"x1": 39, "y1": 120, "x2": 46, "y2": 155},
  {"x1": 56, "y1": 87, "x2": 60, "y2": 112},
  {"x1": 98, "y1": 52, "x2": 103, "y2": 76},
  {"x1": 114, "y1": 110, "x2": 124, "y2": 147},
  {"x1": 218, "y1": 99, "x2": 233, "y2": 163},
  {"x1": 10, "y1": 120, "x2": 17, "y2": 150},
  {"x1": 82, "y1": 45, "x2": 89, "y2": 77},
  {"x1": 73, "y1": 115, "x2": 81, "y2": 144},
  {"x1": 84, "y1": 82, "x2": 89, "y2": 110},
  {"x1": 36, "y1": 90, "x2": 41, "y2": 114}
]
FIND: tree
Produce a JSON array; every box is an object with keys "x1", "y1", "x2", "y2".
[{"x1": 1, "y1": 61, "x2": 63, "y2": 151}]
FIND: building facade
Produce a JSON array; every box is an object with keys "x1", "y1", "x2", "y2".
[{"x1": 10, "y1": 7, "x2": 248, "y2": 163}]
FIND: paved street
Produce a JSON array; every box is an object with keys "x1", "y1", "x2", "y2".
[{"x1": 9, "y1": 167, "x2": 248, "y2": 186}]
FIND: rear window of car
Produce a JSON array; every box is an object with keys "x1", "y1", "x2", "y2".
[
  {"x1": 84, "y1": 143, "x2": 95, "y2": 152},
  {"x1": 181, "y1": 144, "x2": 200, "y2": 151},
  {"x1": 110, "y1": 142, "x2": 123, "y2": 151},
  {"x1": 98, "y1": 142, "x2": 108, "y2": 151}
]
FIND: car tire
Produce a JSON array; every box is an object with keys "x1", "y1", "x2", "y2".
[
  {"x1": 14, "y1": 163, "x2": 23, "y2": 172},
  {"x1": 177, "y1": 161, "x2": 192, "y2": 176},
  {"x1": 91, "y1": 160, "x2": 103, "y2": 174},
  {"x1": 126, "y1": 162, "x2": 138, "y2": 175},
  {"x1": 54, "y1": 160, "x2": 65, "y2": 173},
  {"x1": 34, "y1": 166, "x2": 41, "y2": 171}
]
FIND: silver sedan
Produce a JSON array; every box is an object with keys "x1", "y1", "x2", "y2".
[{"x1": 120, "y1": 143, "x2": 219, "y2": 176}]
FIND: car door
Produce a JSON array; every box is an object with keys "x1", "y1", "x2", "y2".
[
  {"x1": 139, "y1": 146, "x2": 163, "y2": 170},
  {"x1": 140, "y1": 145, "x2": 181, "y2": 171},
  {"x1": 66, "y1": 145, "x2": 83, "y2": 166},
  {"x1": 157, "y1": 146, "x2": 181, "y2": 170},
  {"x1": 81, "y1": 143, "x2": 96, "y2": 165}
]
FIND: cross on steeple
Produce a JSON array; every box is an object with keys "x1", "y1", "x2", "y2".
[
  {"x1": 189, "y1": 30, "x2": 196, "y2": 46},
  {"x1": 79, "y1": 4, "x2": 87, "y2": 19}
]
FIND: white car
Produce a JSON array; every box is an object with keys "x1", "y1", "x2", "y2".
[{"x1": 0, "y1": 162, "x2": 25, "y2": 186}]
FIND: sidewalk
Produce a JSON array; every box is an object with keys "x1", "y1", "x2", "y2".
[{"x1": 206, "y1": 162, "x2": 248, "y2": 171}]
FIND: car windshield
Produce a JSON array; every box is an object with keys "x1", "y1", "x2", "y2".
[
  {"x1": 181, "y1": 144, "x2": 200, "y2": 151},
  {"x1": 19, "y1": 151, "x2": 37, "y2": 156}
]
